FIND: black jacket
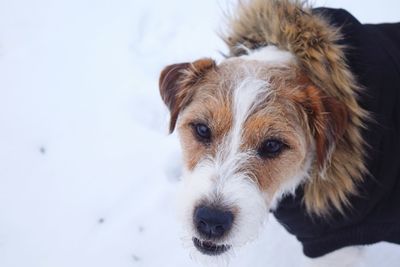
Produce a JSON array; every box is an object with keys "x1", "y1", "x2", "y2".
[{"x1": 273, "y1": 8, "x2": 400, "y2": 258}]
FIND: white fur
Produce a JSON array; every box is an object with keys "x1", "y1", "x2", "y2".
[
  {"x1": 176, "y1": 157, "x2": 267, "y2": 264},
  {"x1": 216, "y1": 75, "x2": 271, "y2": 181},
  {"x1": 240, "y1": 45, "x2": 295, "y2": 64},
  {"x1": 177, "y1": 161, "x2": 215, "y2": 235},
  {"x1": 211, "y1": 76, "x2": 272, "y2": 246}
]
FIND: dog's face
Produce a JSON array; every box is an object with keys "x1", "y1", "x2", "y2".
[{"x1": 159, "y1": 48, "x2": 347, "y2": 259}]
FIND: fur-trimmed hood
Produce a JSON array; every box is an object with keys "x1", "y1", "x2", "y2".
[
  {"x1": 222, "y1": 0, "x2": 368, "y2": 215},
  {"x1": 222, "y1": 0, "x2": 400, "y2": 258}
]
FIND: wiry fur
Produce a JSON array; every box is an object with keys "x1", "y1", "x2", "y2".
[{"x1": 221, "y1": 0, "x2": 368, "y2": 216}]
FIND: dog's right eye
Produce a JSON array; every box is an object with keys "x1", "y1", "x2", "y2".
[{"x1": 191, "y1": 123, "x2": 212, "y2": 143}]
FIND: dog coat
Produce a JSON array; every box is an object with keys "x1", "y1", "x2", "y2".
[{"x1": 273, "y1": 8, "x2": 400, "y2": 258}]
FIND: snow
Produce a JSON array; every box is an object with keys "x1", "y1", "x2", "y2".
[{"x1": 0, "y1": 0, "x2": 399, "y2": 266}]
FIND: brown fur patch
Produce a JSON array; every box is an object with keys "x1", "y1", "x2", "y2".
[
  {"x1": 175, "y1": 64, "x2": 234, "y2": 171},
  {"x1": 291, "y1": 84, "x2": 349, "y2": 169},
  {"x1": 178, "y1": 98, "x2": 234, "y2": 171},
  {"x1": 159, "y1": 58, "x2": 216, "y2": 132}
]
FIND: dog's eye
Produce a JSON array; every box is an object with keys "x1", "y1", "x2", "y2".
[
  {"x1": 192, "y1": 123, "x2": 212, "y2": 142},
  {"x1": 258, "y1": 139, "x2": 286, "y2": 158}
]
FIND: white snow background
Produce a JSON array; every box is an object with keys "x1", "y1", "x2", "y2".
[{"x1": 0, "y1": 0, "x2": 400, "y2": 266}]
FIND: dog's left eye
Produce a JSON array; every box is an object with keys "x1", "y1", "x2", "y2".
[
  {"x1": 192, "y1": 123, "x2": 212, "y2": 142},
  {"x1": 258, "y1": 139, "x2": 287, "y2": 158}
]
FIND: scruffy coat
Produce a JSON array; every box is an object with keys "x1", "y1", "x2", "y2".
[{"x1": 223, "y1": 0, "x2": 400, "y2": 258}]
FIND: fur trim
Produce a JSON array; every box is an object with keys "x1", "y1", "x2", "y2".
[{"x1": 222, "y1": 0, "x2": 368, "y2": 216}]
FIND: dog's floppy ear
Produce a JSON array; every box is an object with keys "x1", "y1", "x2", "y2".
[
  {"x1": 294, "y1": 85, "x2": 349, "y2": 171},
  {"x1": 159, "y1": 58, "x2": 216, "y2": 133}
]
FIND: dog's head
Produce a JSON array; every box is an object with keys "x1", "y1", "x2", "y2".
[{"x1": 159, "y1": 47, "x2": 349, "y2": 259}]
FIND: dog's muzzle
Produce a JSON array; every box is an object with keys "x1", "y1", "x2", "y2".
[{"x1": 192, "y1": 205, "x2": 234, "y2": 255}]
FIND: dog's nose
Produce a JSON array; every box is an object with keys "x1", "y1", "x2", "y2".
[{"x1": 194, "y1": 206, "x2": 234, "y2": 239}]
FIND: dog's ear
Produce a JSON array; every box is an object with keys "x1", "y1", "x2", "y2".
[
  {"x1": 294, "y1": 85, "x2": 349, "y2": 170},
  {"x1": 159, "y1": 58, "x2": 216, "y2": 133}
]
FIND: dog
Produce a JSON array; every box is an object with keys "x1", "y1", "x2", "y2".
[{"x1": 158, "y1": 0, "x2": 400, "y2": 265}]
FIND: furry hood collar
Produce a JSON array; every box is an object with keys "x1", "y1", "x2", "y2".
[{"x1": 222, "y1": 0, "x2": 368, "y2": 216}]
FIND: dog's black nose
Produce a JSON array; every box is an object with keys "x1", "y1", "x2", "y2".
[{"x1": 194, "y1": 206, "x2": 234, "y2": 239}]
